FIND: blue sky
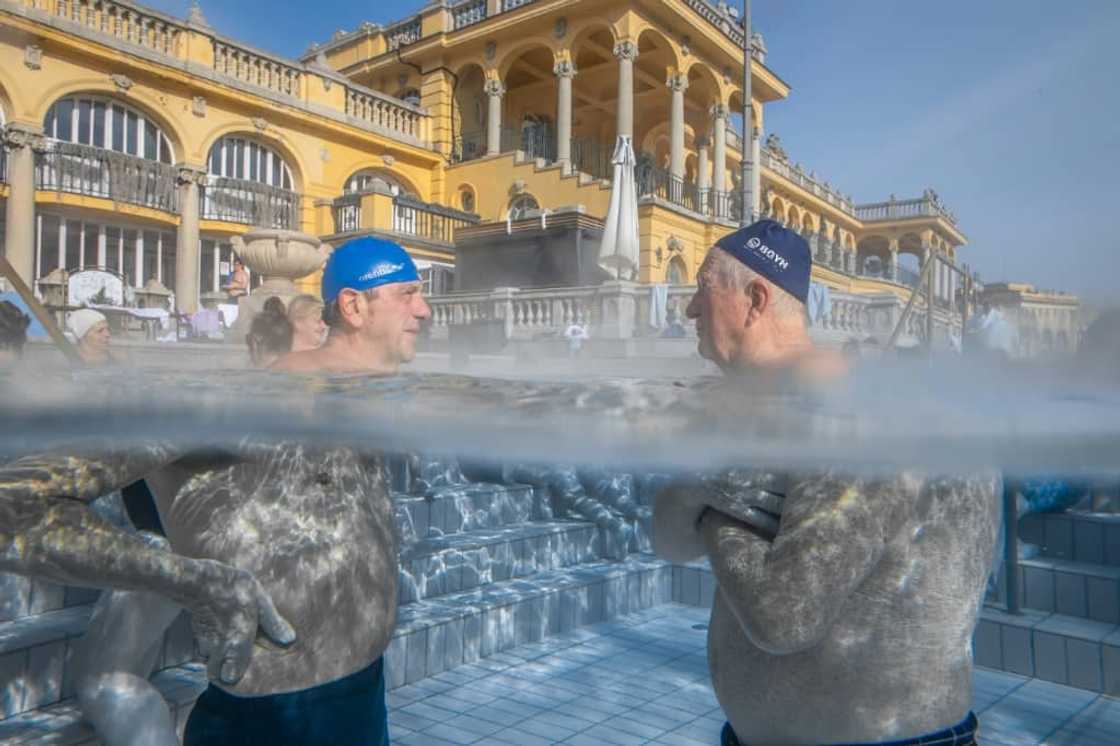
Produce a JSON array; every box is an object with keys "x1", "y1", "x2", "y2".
[{"x1": 150, "y1": 1, "x2": 1120, "y2": 302}]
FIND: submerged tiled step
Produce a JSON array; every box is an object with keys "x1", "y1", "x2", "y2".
[
  {"x1": 399, "y1": 520, "x2": 603, "y2": 604},
  {"x1": 387, "y1": 554, "x2": 673, "y2": 689},
  {"x1": 1019, "y1": 511, "x2": 1120, "y2": 566},
  {"x1": 0, "y1": 662, "x2": 206, "y2": 745},
  {"x1": 393, "y1": 483, "x2": 539, "y2": 542},
  {"x1": 0, "y1": 574, "x2": 100, "y2": 625},
  {"x1": 1018, "y1": 557, "x2": 1120, "y2": 623},
  {"x1": 0, "y1": 605, "x2": 196, "y2": 720}
]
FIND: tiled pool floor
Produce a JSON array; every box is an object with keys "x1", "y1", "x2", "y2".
[{"x1": 387, "y1": 604, "x2": 1120, "y2": 746}]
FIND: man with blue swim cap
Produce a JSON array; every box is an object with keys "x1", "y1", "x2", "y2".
[{"x1": 275, "y1": 236, "x2": 431, "y2": 373}]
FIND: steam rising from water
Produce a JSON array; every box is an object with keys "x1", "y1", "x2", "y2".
[{"x1": 1, "y1": 357, "x2": 1117, "y2": 476}]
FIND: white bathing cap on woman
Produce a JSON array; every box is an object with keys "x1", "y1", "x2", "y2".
[{"x1": 67, "y1": 308, "x2": 107, "y2": 341}]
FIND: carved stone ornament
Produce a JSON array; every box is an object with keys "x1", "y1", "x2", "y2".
[
  {"x1": 554, "y1": 18, "x2": 568, "y2": 39},
  {"x1": 666, "y1": 72, "x2": 688, "y2": 92},
  {"x1": 251, "y1": 117, "x2": 269, "y2": 132},
  {"x1": 24, "y1": 44, "x2": 42, "y2": 71},
  {"x1": 764, "y1": 132, "x2": 786, "y2": 160},
  {"x1": 191, "y1": 96, "x2": 206, "y2": 117},
  {"x1": 2, "y1": 126, "x2": 46, "y2": 151},
  {"x1": 667, "y1": 235, "x2": 684, "y2": 254},
  {"x1": 510, "y1": 178, "x2": 526, "y2": 195},
  {"x1": 710, "y1": 103, "x2": 730, "y2": 120},
  {"x1": 553, "y1": 60, "x2": 576, "y2": 79},
  {"x1": 722, "y1": 66, "x2": 732, "y2": 84},
  {"x1": 110, "y1": 74, "x2": 134, "y2": 93},
  {"x1": 485, "y1": 42, "x2": 497, "y2": 62},
  {"x1": 187, "y1": 0, "x2": 210, "y2": 28},
  {"x1": 382, "y1": 154, "x2": 396, "y2": 167},
  {"x1": 680, "y1": 36, "x2": 691, "y2": 56},
  {"x1": 176, "y1": 166, "x2": 207, "y2": 186},
  {"x1": 613, "y1": 41, "x2": 639, "y2": 61},
  {"x1": 483, "y1": 78, "x2": 505, "y2": 98}
]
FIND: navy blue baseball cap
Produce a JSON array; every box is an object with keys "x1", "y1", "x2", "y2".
[
  {"x1": 713, "y1": 219, "x2": 811, "y2": 304},
  {"x1": 321, "y1": 237, "x2": 420, "y2": 305}
]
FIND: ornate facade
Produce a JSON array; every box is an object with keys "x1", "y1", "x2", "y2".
[{"x1": 0, "y1": 0, "x2": 976, "y2": 318}]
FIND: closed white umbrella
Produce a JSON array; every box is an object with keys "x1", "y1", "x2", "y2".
[{"x1": 598, "y1": 135, "x2": 641, "y2": 281}]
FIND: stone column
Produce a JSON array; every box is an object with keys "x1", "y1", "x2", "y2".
[
  {"x1": 613, "y1": 41, "x2": 638, "y2": 139},
  {"x1": 696, "y1": 134, "x2": 711, "y2": 213},
  {"x1": 175, "y1": 166, "x2": 206, "y2": 314},
  {"x1": 554, "y1": 60, "x2": 576, "y2": 171},
  {"x1": 711, "y1": 104, "x2": 728, "y2": 195},
  {"x1": 484, "y1": 78, "x2": 505, "y2": 156},
  {"x1": 888, "y1": 238, "x2": 900, "y2": 282},
  {"x1": 667, "y1": 71, "x2": 688, "y2": 179},
  {"x1": 2, "y1": 125, "x2": 45, "y2": 286}
]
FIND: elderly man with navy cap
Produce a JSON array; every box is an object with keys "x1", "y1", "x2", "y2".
[
  {"x1": 275, "y1": 237, "x2": 431, "y2": 374},
  {"x1": 654, "y1": 220, "x2": 997, "y2": 745}
]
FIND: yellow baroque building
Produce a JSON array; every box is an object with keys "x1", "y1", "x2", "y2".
[{"x1": 0, "y1": 0, "x2": 969, "y2": 320}]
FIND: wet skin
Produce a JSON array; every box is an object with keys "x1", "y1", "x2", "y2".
[
  {"x1": 660, "y1": 469, "x2": 1000, "y2": 744},
  {"x1": 0, "y1": 441, "x2": 398, "y2": 696}
]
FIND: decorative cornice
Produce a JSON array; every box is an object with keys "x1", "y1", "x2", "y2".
[
  {"x1": 710, "y1": 103, "x2": 730, "y2": 120},
  {"x1": 175, "y1": 165, "x2": 208, "y2": 186}
]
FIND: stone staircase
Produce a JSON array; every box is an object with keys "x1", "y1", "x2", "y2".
[{"x1": 0, "y1": 481, "x2": 669, "y2": 744}]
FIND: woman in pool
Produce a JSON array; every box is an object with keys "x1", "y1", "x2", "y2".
[{"x1": 68, "y1": 308, "x2": 114, "y2": 366}]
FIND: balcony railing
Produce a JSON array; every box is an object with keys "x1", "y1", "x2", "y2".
[
  {"x1": 386, "y1": 18, "x2": 421, "y2": 50},
  {"x1": 571, "y1": 137, "x2": 613, "y2": 181},
  {"x1": 49, "y1": 0, "x2": 184, "y2": 56},
  {"x1": 346, "y1": 85, "x2": 425, "y2": 141},
  {"x1": 35, "y1": 141, "x2": 178, "y2": 212},
  {"x1": 452, "y1": 0, "x2": 487, "y2": 30},
  {"x1": 502, "y1": 0, "x2": 537, "y2": 10},
  {"x1": 855, "y1": 195, "x2": 958, "y2": 225},
  {"x1": 213, "y1": 41, "x2": 302, "y2": 98},
  {"x1": 680, "y1": 0, "x2": 767, "y2": 60},
  {"x1": 392, "y1": 195, "x2": 479, "y2": 245},
  {"x1": 200, "y1": 177, "x2": 301, "y2": 230},
  {"x1": 332, "y1": 193, "x2": 362, "y2": 234},
  {"x1": 637, "y1": 162, "x2": 703, "y2": 214},
  {"x1": 452, "y1": 125, "x2": 554, "y2": 164}
]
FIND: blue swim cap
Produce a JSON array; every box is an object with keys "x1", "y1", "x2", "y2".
[
  {"x1": 321, "y1": 237, "x2": 420, "y2": 305},
  {"x1": 714, "y1": 219, "x2": 812, "y2": 305}
]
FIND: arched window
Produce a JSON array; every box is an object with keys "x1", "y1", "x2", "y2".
[
  {"x1": 43, "y1": 96, "x2": 174, "y2": 163},
  {"x1": 344, "y1": 169, "x2": 413, "y2": 196},
  {"x1": 459, "y1": 188, "x2": 476, "y2": 214},
  {"x1": 207, "y1": 136, "x2": 293, "y2": 190},
  {"x1": 508, "y1": 194, "x2": 539, "y2": 220}
]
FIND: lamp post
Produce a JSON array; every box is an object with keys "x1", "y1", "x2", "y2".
[{"x1": 740, "y1": 0, "x2": 755, "y2": 227}]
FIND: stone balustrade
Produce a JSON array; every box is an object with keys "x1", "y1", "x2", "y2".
[
  {"x1": 855, "y1": 194, "x2": 958, "y2": 225},
  {"x1": 6, "y1": 0, "x2": 429, "y2": 148},
  {"x1": 760, "y1": 148, "x2": 854, "y2": 214},
  {"x1": 345, "y1": 86, "x2": 425, "y2": 141},
  {"x1": 452, "y1": 0, "x2": 487, "y2": 30},
  {"x1": 34, "y1": 140, "x2": 178, "y2": 212},
  {"x1": 427, "y1": 283, "x2": 959, "y2": 349},
  {"x1": 213, "y1": 41, "x2": 303, "y2": 98},
  {"x1": 386, "y1": 17, "x2": 421, "y2": 50},
  {"x1": 48, "y1": 0, "x2": 183, "y2": 55}
]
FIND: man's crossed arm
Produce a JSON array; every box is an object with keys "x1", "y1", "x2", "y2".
[{"x1": 0, "y1": 446, "x2": 295, "y2": 685}]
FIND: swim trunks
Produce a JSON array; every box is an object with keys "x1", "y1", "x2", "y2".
[
  {"x1": 183, "y1": 657, "x2": 388, "y2": 746},
  {"x1": 721, "y1": 711, "x2": 978, "y2": 746}
]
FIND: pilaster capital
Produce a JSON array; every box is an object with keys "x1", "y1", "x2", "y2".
[
  {"x1": 710, "y1": 103, "x2": 730, "y2": 121},
  {"x1": 2, "y1": 124, "x2": 46, "y2": 151},
  {"x1": 483, "y1": 78, "x2": 506, "y2": 98},
  {"x1": 553, "y1": 60, "x2": 577, "y2": 79},
  {"x1": 666, "y1": 71, "x2": 688, "y2": 93},
  {"x1": 613, "y1": 40, "x2": 639, "y2": 62},
  {"x1": 175, "y1": 165, "x2": 208, "y2": 187},
  {"x1": 694, "y1": 134, "x2": 711, "y2": 149}
]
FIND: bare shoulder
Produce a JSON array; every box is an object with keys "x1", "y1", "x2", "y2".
[{"x1": 270, "y1": 349, "x2": 322, "y2": 372}]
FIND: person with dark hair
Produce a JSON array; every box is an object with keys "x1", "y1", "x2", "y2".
[
  {"x1": 0, "y1": 299, "x2": 31, "y2": 365},
  {"x1": 246, "y1": 296, "x2": 294, "y2": 368}
]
